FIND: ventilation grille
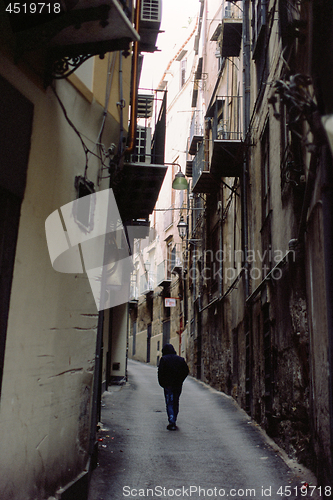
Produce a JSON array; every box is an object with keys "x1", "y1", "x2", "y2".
[
  {"x1": 141, "y1": 0, "x2": 161, "y2": 22},
  {"x1": 132, "y1": 126, "x2": 152, "y2": 164}
]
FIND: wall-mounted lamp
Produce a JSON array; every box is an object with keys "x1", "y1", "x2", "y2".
[
  {"x1": 177, "y1": 216, "x2": 188, "y2": 240},
  {"x1": 144, "y1": 260, "x2": 151, "y2": 273},
  {"x1": 172, "y1": 165, "x2": 188, "y2": 190}
]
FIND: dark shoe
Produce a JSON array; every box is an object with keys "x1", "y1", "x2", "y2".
[{"x1": 167, "y1": 423, "x2": 177, "y2": 430}]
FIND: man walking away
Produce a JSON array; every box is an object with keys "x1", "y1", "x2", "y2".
[{"x1": 158, "y1": 343, "x2": 189, "y2": 430}]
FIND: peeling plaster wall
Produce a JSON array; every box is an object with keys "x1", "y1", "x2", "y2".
[
  {"x1": 305, "y1": 197, "x2": 331, "y2": 482},
  {"x1": 182, "y1": 0, "x2": 316, "y2": 475}
]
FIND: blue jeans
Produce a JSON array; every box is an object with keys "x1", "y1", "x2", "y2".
[{"x1": 164, "y1": 386, "x2": 182, "y2": 424}]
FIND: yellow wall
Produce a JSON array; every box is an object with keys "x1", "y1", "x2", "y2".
[
  {"x1": 93, "y1": 52, "x2": 131, "y2": 133},
  {"x1": 0, "y1": 45, "x2": 131, "y2": 497}
]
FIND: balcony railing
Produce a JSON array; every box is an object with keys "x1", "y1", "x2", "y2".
[
  {"x1": 157, "y1": 260, "x2": 172, "y2": 287},
  {"x1": 189, "y1": 111, "x2": 204, "y2": 155},
  {"x1": 208, "y1": 95, "x2": 244, "y2": 178},
  {"x1": 140, "y1": 272, "x2": 155, "y2": 295},
  {"x1": 129, "y1": 285, "x2": 139, "y2": 302},
  {"x1": 113, "y1": 89, "x2": 168, "y2": 224},
  {"x1": 192, "y1": 142, "x2": 216, "y2": 193},
  {"x1": 224, "y1": 3, "x2": 243, "y2": 20},
  {"x1": 171, "y1": 244, "x2": 183, "y2": 273},
  {"x1": 209, "y1": 96, "x2": 243, "y2": 140},
  {"x1": 192, "y1": 142, "x2": 205, "y2": 189}
]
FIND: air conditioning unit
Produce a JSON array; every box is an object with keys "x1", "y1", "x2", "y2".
[
  {"x1": 139, "y1": 0, "x2": 162, "y2": 52},
  {"x1": 141, "y1": 0, "x2": 162, "y2": 23}
]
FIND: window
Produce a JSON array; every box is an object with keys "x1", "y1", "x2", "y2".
[
  {"x1": 207, "y1": 225, "x2": 220, "y2": 295},
  {"x1": 261, "y1": 122, "x2": 270, "y2": 223},
  {"x1": 261, "y1": 121, "x2": 271, "y2": 278},
  {"x1": 262, "y1": 303, "x2": 273, "y2": 414},
  {"x1": 166, "y1": 238, "x2": 173, "y2": 280},
  {"x1": 180, "y1": 59, "x2": 187, "y2": 88},
  {"x1": 252, "y1": 0, "x2": 269, "y2": 100},
  {"x1": 251, "y1": 0, "x2": 268, "y2": 52}
]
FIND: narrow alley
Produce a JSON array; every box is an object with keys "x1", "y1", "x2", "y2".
[{"x1": 88, "y1": 360, "x2": 318, "y2": 500}]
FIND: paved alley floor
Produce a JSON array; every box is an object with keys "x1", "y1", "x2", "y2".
[{"x1": 88, "y1": 360, "x2": 318, "y2": 500}]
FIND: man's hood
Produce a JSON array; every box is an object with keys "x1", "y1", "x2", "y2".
[{"x1": 162, "y1": 343, "x2": 176, "y2": 355}]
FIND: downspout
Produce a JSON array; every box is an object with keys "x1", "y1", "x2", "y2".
[
  {"x1": 219, "y1": 185, "x2": 223, "y2": 297},
  {"x1": 126, "y1": 0, "x2": 141, "y2": 154},
  {"x1": 118, "y1": 52, "x2": 125, "y2": 157},
  {"x1": 184, "y1": 184, "x2": 190, "y2": 327},
  {"x1": 242, "y1": 0, "x2": 251, "y2": 299},
  {"x1": 88, "y1": 310, "x2": 104, "y2": 474},
  {"x1": 321, "y1": 144, "x2": 333, "y2": 477}
]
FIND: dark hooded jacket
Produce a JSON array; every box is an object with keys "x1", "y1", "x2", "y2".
[{"x1": 158, "y1": 344, "x2": 189, "y2": 389}]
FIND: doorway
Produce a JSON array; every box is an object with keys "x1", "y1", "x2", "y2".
[{"x1": 0, "y1": 76, "x2": 33, "y2": 396}]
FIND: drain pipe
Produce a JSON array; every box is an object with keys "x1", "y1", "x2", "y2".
[
  {"x1": 126, "y1": 0, "x2": 141, "y2": 154},
  {"x1": 321, "y1": 143, "x2": 333, "y2": 475},
  {"x1": 219, "y1": 185, "x2": 223, "y2": 297},
  {"x1": 242, "y1": 0, "x2": 251, "y2": 299}
]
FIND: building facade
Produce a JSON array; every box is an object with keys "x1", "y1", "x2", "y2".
[
  {"x1": 129, "y1": 0, "x2": 333, "y2": 486},
  {"x1": 185, "y1": 0, "x2": 333, "y2": 485},
  {"x1": 0, "y1": 1, "x2": 165, "y2": 498},
  {"x1": 128, "y1": 14, "x2": 199, "y2": 364}
]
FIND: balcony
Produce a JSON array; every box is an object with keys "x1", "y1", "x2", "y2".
[
  {"x1": 129, "y1": 285, "x2": 139, "y2": 302},
  {"x1": 207, "y1": 96, "x2": 244, "y2": 178},
  {"x1": 219, "y1": 13, "x2": 243, "y2": 58},
  {"x1": 189, "y1": 111, "x2": 204, "y2": 155},
  {"x1": 113, "y1": 162, "x2": 167, "y2": 223},
  {"x1": 4, "y1": 0, "x2": 140, "y2": 82},
  {"x1": 157, "y1": 260, "x2": 171, "y2": 287},
  {"x1": 170, "y1": 244, "x2": 183, "y2": 274},
  {"x1": 192, "y1": 143, "x2": 217, "y2": 194},
  {"x1": 113, "y1": 90, "x2": 167, "y2": 225},
  {"x1": 140, "y1": 272, "x2": 155, "y2": 295}
]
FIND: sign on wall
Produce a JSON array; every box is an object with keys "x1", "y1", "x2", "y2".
[{"x1": 165, "y1": 298, "x2": 176, "y2": 307}]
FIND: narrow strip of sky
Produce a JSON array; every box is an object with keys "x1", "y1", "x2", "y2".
[{"x1": 139, "y1": 0, "x2": 200, "y2": 90}]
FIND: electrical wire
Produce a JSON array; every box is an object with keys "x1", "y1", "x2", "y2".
[
  {"x1": 92, "y1": 52, "x2": 116, "y2": 156},
  {"x1": 51, "y1": 83, "x2": 91, "y2": 175},
  {"x1": 51, "y1": 70, "x2": 113, "y2": 180}
]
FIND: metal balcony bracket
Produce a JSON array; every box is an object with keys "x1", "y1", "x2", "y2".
[{"x1": 51, "y1": 53, "x2": 94, "y2": 80}]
